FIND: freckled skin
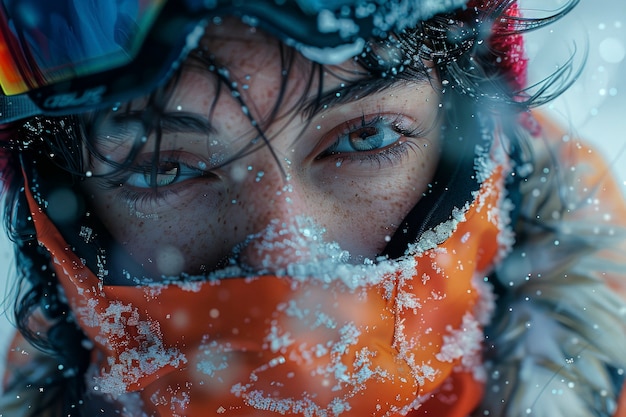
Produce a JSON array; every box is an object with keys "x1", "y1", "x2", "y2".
[{"x1": 82, "y1": 21, "x2": 442, "y2": 278}]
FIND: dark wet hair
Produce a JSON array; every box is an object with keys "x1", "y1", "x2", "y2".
[{"x1": 0, "y1": 1, "x2": 580, "y2": 415}]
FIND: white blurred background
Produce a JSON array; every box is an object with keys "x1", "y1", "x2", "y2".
[
  {"x1": 524, "y1": 0, "x2": 626, "y2": 175},
  {"x1": 0, "y1": 0, "x2": 625, "y2": 383}
]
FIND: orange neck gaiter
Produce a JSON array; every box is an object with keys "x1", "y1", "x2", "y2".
[{"x1": 25, "y1": 166, "x2": 508, "y2": 417}]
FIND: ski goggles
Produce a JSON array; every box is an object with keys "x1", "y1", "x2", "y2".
[{"x1": 0, "y1": 0, "x2": 467, "y2": 123}]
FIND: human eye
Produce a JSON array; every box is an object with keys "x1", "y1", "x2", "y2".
[
  {"x1": 125, "y1": 159, "x2": 207, "y2": 189},
  {"x1": 319, "y1": 114, "x2": 424, "y2": 165},
  {"x1": 96, "y1": 152, "x2": 218, "y2": 214},
  {"x1": 327, "y1": 115, "x2": 401, "y2": 153}
]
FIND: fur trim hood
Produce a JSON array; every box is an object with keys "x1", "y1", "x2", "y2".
[{"x1": 476, "y1": 117, "x2": 626, "y2": 417}]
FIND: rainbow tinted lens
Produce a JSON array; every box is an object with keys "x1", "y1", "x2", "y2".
[{"x1": 0, "y1": 0, "x2": 165, "y2": 96}]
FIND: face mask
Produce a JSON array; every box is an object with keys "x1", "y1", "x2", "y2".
[{"x1": 25, "y1": 162, "x2": 509, "y2": 416}]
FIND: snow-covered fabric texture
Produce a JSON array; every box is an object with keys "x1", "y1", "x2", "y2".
[
  {"x1": 12, "y1": 144, "x2": 510, "y2": 416},
  {"x1": 296, "y1": 0, "x2": 468, "y2": 31}
]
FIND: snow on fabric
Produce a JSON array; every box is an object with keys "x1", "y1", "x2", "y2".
[
  {"x1": 297, "y1": 0, "x2": 468, "y2": 63},
  {"x1": 75, "y1": 299, "x2": 187, "y2": 396}
]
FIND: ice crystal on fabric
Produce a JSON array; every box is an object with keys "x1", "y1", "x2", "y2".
[
  {"x1": 368, "y1": 0, "x2": 468, "y2": 33},
  {"x1": 435, "y1": 312, "x2": 482, "y2": 366},
  {"x1": 297, "y1": 0, "x2": 468, "y2": 64},
  {"x1": 406, "y1": 206, "x2": 468, "y2": 254},
  {"x1": 221, "y1": 216, "x2": 403, "y2": 290},
  {"x1": 266, "y1": 322, "x2": 295, "y2": 352},
  {"x1": 76, "y1": 300, "x2": 187, "y2": 396}
]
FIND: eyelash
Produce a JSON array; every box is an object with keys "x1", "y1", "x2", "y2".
[
  {"x1": 100, "y1": 156, "x2": 213, "y2": 209},
  {"x1": 115, "y1": 186, "x2": 181, "y2": 210},
  {"x1": 100, "y1": 113, "x2": 424, "y2": 208},
  {"x1": 318, "y1": 114, "x2": 424, "y2": 166}
]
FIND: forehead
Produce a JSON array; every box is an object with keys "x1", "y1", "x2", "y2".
[
  {"x1": 169, "y1": 18, "x2": 366, "y2": 114},
  {"x1": 201, "y1": 19, "x2": 286, "y2": 69}
]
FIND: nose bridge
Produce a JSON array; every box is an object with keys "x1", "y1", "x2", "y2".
[
  {"x1": 231, "y1": 153, "x2": 316, "y2": 272},
  {"x1": 238, "y1": 152, "x2": 302, "y2": 219}
]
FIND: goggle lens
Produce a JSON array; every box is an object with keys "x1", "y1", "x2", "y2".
[{"x1": 0, "y1": 0, "x2": 165, "y2": 96}]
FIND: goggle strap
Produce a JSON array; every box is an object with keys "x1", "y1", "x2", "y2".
[{"x1": 0, "y1": 94, "x2": 40, "y2": 123}]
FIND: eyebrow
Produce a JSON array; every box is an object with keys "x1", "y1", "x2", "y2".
[
  {"x1": 87, "y1": 112, "x2": 217, "y2": 170},
  {"x1": 98, "y1": 111, "x2": 216, "y2": 145},
  {"x1": 302, "y1": 71, "x2": 432, "y2": 118},
  {"x1": 97, "y1": 71, "x2": 430, "y2": 148},
  {"x1": 159, "y1": 112, "x2": 217, "y2": 135},
  {"x1": 125, "y1": 111, "x2": 217, "y2": 135}
]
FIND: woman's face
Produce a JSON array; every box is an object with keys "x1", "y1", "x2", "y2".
[{"x1": 81, "y1": 21, "x2": 442, "y2": 281}]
